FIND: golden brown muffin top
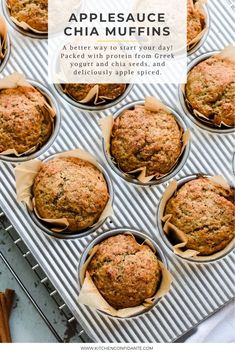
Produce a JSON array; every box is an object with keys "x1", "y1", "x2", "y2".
[
  {"x1": 110, "y1": 105, "x2": 182, "y2": 177},
  {"x1": 33, "y1": 157, "x2": 109, "y2": 233},
  {"x1": 165, "y1": 177, "x2": 235, "y2": 255},
  {"x1": 8, "y1": 0, "x2": 48, "y2": 32},
  {"x1": 63, "y1": 84, "x2": 126, "y2": 103},
  {"x1": 0, "y1": 85, "x2": 52, "y2": 154},
  {"x1": 186, "y1": 56, "x2": 235, "y2": 127},
  {"x1": 187, "y1": 0, "x2": 206, "y2": 46},
  {"x1": 88, "y1": 234, "x2": 162, "y2": 309}
]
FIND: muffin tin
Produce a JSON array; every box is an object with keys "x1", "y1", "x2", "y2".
[{"x1": 0, "y1": 0, "x2": 234, "y2": 343}]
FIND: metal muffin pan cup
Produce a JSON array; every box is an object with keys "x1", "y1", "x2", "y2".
[
  {"x1": 27, "y1": 153, "x2": 114, "y2": 240},
  {"x1": 77, "y1": 227, "x2": 168, "y2": 319},
  {"x1": 187, "y1": 2, "x2": 210, "y2": 56},
  {"x1": 0, "y1": 79, "x2": 61, "y2": 163},
  {"x1": 102, "y1": 100, "x2": 191, "y2": 187},
  {"x1": 156, "y1": 174, "x2": 235, "y2": 264},
  {"x1": 0, "y1": 34, "x2": 11, "y2": 73},
  {"x1": 54, "y1": 83, "x2": 133, "y2": 111},
  {"x1": 178, "y1": 51, "x2": 235, "y2": 134},
  {"x1": 2, "y1": 0, "x2": 48, "y2": 39}
]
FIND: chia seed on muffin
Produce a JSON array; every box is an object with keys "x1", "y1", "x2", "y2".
[
  {"x1": 63, "y1": 84, "x2": 126, "y2": 104},
  {"x1": 87, "y1": 233, "x2": 162, "y2": 309},
  {"x1": 32, "y1": 157, "x2": 109, "y2": 233},
  {"x1": 0, "y1": 85, "x2": 53, "y2": 154},
  {"x1": 164, "y1": 177, "x2": 235, "y2": 255},
  {"x1": 185, "y1": 55, "x2": 235, "y2": 127},
  {"x1": 187, "y1": 0, "x2": 206, "y2": 47},
  {"x1": 110, "y1": 105, "x2": 183, "y2": 177},
  {"x1": 7, "y1": 0, "x2": 48, "y2": 32}
]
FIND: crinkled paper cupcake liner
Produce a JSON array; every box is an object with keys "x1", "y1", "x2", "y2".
[
  {"x1": 100, "y1": 96, "x2": 191, "y2": 185},
  {"x1": 157, "y1": 174, "x2": 235, "y2": 263},
  {"x1": 15, "y1": 149, "x2": 114, "y2": 240},
  {"x1": 77, "y1": 228, "x2": 172, "y2": 318},
  {"x1": 0, "y1": 72, "x2": 60, "y2": 162},
  {"x1": 179, "y1": 46, "x2": 235, "y2": 133}
]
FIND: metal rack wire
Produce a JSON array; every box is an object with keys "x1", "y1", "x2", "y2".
[{"x1": 0, "y1": 209, "x2": 90, "y2": 343}]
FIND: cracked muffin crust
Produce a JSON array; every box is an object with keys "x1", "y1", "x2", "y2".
[
  {"x1": 87, "y1": 234, "x2": 162, "y2": 309},
  {"x1": 0, "y1": 86, "x2": 53, "y2": 154},
  {"x1": 186, "y1": 55, "x2": 235, "y2": 127},
  {"x1": 165, "y1": 177, "x2": 235, "y2": 255},
  {"x1": 187, "y1": 0, "x2": 206, "y2": 46},
  {"x1": 33, "y1": 157, "x2": 109, "y2": 233},
  {"x1": 63, "y1": 84, "x2": 126, "y2": 103},
  {"x1": 7, "y1": 0, "x2": 48, "y2": 32},
  {"x1": 110, "y1": 105, "x2": 182, "y2": 177}
]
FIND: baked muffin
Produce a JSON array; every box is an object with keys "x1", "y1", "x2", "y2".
[
  {"x1": 186, "y1": 55, "x2": 235, "y2": 126},
  {"x1": 0, "y1": 86, "x2": 53, "y2": 154},
  {"x1": 7, "y1": 0, "x2": 48, "y2": 32},
  {"x1": 165, "y1": 177, "x2": 235, "y2": 255},
  {"x1": 87, "y1": 234, "x2": 162, "y2": 309},
  {"x1": 63, "y1": 84, "x2": 126, "y2": 103},
  {"x1": 33, "y1": 157, "x2": 109, "y2": 233},
  {"x1": 110, "y1": 105, "x2": 182, "y2": 177},
  {"x1": 187, "y1": 0, "x2": 206, "y2": 47}
]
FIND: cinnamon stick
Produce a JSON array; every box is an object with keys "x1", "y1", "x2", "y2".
[
  {"x1": 0, "y1": 289, "x2": 15, "y2": 343},
  {"x1": 5, "y1": 289, "x2": 15, "y2": 317},
  {"x1": 0, "y1": 293, "x2": 11, "y2": 342}
]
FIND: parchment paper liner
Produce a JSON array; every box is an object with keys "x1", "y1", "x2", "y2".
[
  {"x1": 0, "y1": 16, "x2": 8, "y2": 60},
  {"x1": 100, "y1": 96, "x2": 190, "y2": 183},
  {"x1": 78, "y1": 232, "x2": 172, "y2": 318},
  {"x1": 0, "y1": 72, "x2": 56, "y2": 157},
  {"x1": 187, "y1": 0, "x2": 208, "y2": 52},
  {"x1": 6, "y1": 1, "x2": 48, "y2": 34},
  {"x1": 182, "y1": 45, "x2": 235, "y2": 128},
  {"x1": 160, "y1": 175, "x2": 235, "y2": 261},
  {"x1": 15, "y1": 149, "x2": 113, "y2": 233},
  {"x1": 62, "y1": 84, "x2": 127, "y2": 106}
]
